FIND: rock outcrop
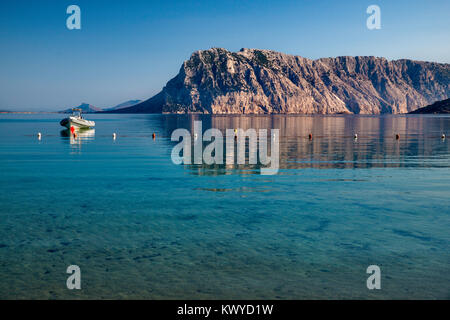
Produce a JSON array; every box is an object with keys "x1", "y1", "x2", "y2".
[{"x1": 112, "y1": 48, "x2": 450, "y2": 114}]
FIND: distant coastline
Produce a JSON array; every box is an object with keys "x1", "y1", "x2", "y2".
[
  {"x1": 58, "y1": 100, "x2": 141, "y2": 114},
  {"x1": 0, "y1": 111, "x2": 56, "y2": 114}
]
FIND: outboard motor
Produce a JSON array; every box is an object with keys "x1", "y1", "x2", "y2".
[{"x1": 60, "y1": 118, "x2": 69, "y2": 127}]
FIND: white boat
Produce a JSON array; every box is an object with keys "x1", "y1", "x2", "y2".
[{"x1": 60, "y1": 108, "x2": 95, "y2": 129}]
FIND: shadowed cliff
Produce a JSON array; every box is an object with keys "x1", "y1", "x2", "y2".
[{"x1": 410, "y1": 98, "x2": 450, "y2": 114}]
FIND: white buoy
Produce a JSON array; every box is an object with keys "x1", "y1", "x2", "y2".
[
  {"x1": 37, "y1": 132, "x2": 42, "y2": 140},
  {"x1": 113, "y1": 133, "x2": 117, "y2": 140},
  {"x1": 442, "y1": 134, "x2": 446, "y2": 140}
]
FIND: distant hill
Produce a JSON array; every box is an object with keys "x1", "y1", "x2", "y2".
[
  {"x1": 108, "y1": 48, "x2": 450, "y2": 114},
  {"x1": 60, "y1": 103, "x2": 103, "y2": 113},
  {"x1": 103, "y1": 100, "x2": 141, "y2": 111},
  {"x1": 61, "y1": 100, "x2": 141, "y2": 113},
  {"x1": 409, "y1": 98, "x2": 450, "y2": 114}
]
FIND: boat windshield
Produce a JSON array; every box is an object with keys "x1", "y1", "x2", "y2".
[{"x1": 72, "y1": 109, "x2": 82, "y2": 118}]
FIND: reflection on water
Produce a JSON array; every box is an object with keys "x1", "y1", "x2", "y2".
[
  {"x1": 60, "y1": 128, "x2": 95, "y2": 153},
  {"x1": 158, "y1": 115, "x2": 449, "y2": 175}
]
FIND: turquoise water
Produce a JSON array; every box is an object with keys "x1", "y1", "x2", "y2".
[{"x1": 0, "y1": 113, "x2": 449, "y2": 299}]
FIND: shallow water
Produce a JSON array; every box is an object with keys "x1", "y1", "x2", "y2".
[{"x1": 0, "y1": 113, "x2": 449, "y2": 299}]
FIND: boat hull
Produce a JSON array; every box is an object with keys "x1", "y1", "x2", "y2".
[{"x1": 60, "y1": 116, "x2": 95, "y2": 129}]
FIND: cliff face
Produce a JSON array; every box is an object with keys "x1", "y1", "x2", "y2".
[{"x1": 117, "y1": 48, "x2": 450, "y2": 114}]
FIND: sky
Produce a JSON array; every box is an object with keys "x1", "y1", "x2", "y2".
[{"x1": 1, "y1": 0, "x2": 449, "y2": 111}]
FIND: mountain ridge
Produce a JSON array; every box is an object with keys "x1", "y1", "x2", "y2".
[
  {"x1": 60, "y1": 103, "x2": 102, "y2": 113},
  {"x1": 104, "y1": 48, "x2": 450, "y2": 114},
  {"x1": 103, "y1": 100, "x2": 141, "y2": 111},
  {"x1": 60, "y1": 100, "x2": 141, "y2": 113}
]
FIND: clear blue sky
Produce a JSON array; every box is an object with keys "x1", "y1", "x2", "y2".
[{"x1": 1, "y1": 0, "x2": 449, "y2": 111}]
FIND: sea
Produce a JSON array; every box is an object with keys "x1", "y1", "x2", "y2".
[{"x1": 0, "y1": 113, "x2": 449, "y2": 299}]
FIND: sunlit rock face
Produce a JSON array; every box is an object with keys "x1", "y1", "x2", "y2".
[{"x1": 118, "y1": 48, "x2": 450, "y2": 114}]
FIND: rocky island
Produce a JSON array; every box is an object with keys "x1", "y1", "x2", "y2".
[{"x1": 107, "y1": 48, "x2": 450, "y2": 114}]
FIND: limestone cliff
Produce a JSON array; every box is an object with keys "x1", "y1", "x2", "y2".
[{"x1": 112, "y1": 48, "x2": 450, "y2": 114}]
